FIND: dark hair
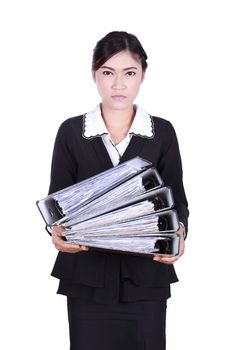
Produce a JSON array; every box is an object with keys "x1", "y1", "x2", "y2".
[{"x1": 92, "y1": 31, "x2": 148, "y2": 72}]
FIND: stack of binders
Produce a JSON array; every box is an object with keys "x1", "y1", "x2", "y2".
[{"x1": 36, "y1": 157, "x2": 180, "y2": 257}]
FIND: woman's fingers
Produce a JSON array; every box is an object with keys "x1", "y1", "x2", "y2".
[
  {"x1": 51, "y1": 226, "x2": 89, "y2": 253},
  {"x1": 52, "y1": 225, "x2": 65, "y2": 236},
  {"x1": 153, "y1": 255, "x2": 180, "y2": 264},
  {"x1": 153, "y1": 225, "x2": 185, "y2": 265}
]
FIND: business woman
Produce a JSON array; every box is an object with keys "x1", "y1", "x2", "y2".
[{"x1": 49, "y1": 31, "x2": 189, "y2": 350}]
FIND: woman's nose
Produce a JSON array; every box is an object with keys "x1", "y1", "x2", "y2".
[{"x1": 112, "y1": 75, "x2": 126, "y2": 89}]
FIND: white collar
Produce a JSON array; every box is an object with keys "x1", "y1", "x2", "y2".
[{"x1": 83, "y1": 104, "x2": 154, "y2": 139}]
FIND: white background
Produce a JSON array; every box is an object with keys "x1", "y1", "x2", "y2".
[{"x1": 0, "y1": 0, "x2": 232, "y2": 349}]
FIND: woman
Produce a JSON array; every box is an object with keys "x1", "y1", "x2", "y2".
[{"x1": 49, "y1": 31, "x2": 189, "y2": 350}]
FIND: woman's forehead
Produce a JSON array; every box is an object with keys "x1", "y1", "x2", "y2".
[{"x1": 101, "y1": 50, "x2": 141, "y2": 69}]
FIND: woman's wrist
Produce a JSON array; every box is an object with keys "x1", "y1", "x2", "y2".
[{"x1": 179, "y1": 222, "x2": 186, "y2": 239}]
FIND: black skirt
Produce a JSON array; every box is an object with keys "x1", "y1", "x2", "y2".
[{"x1": 67, "y1": 297, "x2": 167, "y2": 350}]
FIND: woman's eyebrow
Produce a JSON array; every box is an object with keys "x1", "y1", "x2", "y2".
[{"x1": 100, "y1": 65, "x2": 138, "y2": 71}]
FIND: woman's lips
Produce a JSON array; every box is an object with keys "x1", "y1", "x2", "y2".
[{"x1": 111, "y1": 95, "x2": 127, "y2": 101}]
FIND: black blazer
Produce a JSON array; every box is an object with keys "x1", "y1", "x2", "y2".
[{"x1": 48, "y1": 114, "x2": 189, "y2": 298}]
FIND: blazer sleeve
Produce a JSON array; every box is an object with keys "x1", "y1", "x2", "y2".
[
  {"x1": 48, "y1": 119, "x2": 78, "y2": 195},
  {"x1": 157, "y1": 120, "x2": 189, "y2": 234}
]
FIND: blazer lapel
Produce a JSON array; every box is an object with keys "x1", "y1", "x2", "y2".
[
  {"x1": 89, "y1": 137, "x2": 114, "y2": 170},
  {"x1": 120, "y1": 135, "x2": 147, "y2": 163}
]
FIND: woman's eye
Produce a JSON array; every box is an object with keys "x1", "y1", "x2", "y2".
[
  {"x1": 102, "y1": 71, "x2": 113, "y2": 76},
  {"x1": 126, "y1": 71, "x2": 136, "y2": 77}
]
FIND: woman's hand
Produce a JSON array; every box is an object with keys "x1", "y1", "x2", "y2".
[
  {"x1": 51, "y1": 226, "x2": 89, "y2": 253},
  {"x1": 153, "y1": 225, "x2": 185, "y2": 265}
]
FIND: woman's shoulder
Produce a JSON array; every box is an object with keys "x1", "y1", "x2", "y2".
[
  {"x1": 150, "y1": 115, "x2": 173, "y2": 128},
  {"x1": 56, "y1": 114, "x2": 85, "y2": 138},
  {"x1": 59, "y1": 114, "x2": 84, "y2": 129},
  {"x1": 149, "y1": 115, "x2": 176, "y2": 139}
]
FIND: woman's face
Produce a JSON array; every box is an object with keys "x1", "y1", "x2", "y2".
[{"x1": 93, "y1": 50, "x2": 145, "y2": 110}]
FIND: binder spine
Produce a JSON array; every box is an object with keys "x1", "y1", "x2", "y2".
[{"x1": 36, "y1": 198, "x2": 64, "y2": 226}]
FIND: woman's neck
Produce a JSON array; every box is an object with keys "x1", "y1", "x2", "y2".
[{"x1": 100, "y1": 104, "x2": 136, "y2": 144}]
